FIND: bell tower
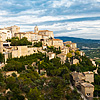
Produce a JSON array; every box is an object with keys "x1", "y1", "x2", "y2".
[
  {"x1": 0, "y1": 36, "x2": 3, "y2": 53},
  {"x1": 34, "y1": 25, "x2": 38, "y2": 33}
]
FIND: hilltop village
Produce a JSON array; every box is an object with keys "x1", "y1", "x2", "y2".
[{"x1": 0, "y1": 25, "x2": 99, "y2": 100}]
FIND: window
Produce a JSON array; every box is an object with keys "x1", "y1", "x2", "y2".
[{"x1": 86, "y1": 93, "x2": 90, "y2": 96}]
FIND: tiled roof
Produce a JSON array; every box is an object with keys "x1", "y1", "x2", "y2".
[
  {"x1": 15, "y1": 32, "x2": 26, "y2": 34},
  {"x1": 83, "y1": 71, "x2": 93, "y2": 74},
  {"x1": 81, "y1": 82, "x2": 94, "y2": 87},
  {"x1": 53, "y1": 39, "x2": 62, "y2": 41},
  {"x1": 39, "y1": 30, "x2": 53, "y2": 32},
  {"x1": 15, "y1": 32, "x2": 37, "y2": 34},
  {"x1": 64, "y1": 41, "x2": 72, "y2": 44}
]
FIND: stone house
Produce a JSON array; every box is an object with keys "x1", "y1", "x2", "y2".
[
  {"x1": 35, "y1": 68, "x2": 47, "y2": 77},
  {"x1": 81, "y1": 82, "x2": 94, "y2": 98},
  {"x1": 0, "y1": 25, "x2": 20, "y2": 39},
  {"x1": 83, "y1": 71, "x2": 94, "y2": 83},
  {"x1": 61, "y1": 46, "x2": 69, "y2": 54},
  {"x1": 42, "y1": 45, "x2": 47, "y2": 50},
  {"x1": 47, "y1": 39, "x2": 64, "y2": 48},
  {"x1": 15, "y1": 31, "x2": 38, "y2": 42},
  {"x1": 57, "y1": 53, "x2": 67, "y2": 64},
  {"x1": 34, "y1": 26, "x2": 54, "y2": 39},
  {"x1": 3, "y1": 46, "x2": 42, "y2": 62},
  {"x1": 11, "y1": 46, "x2": 42, "y2": 58},
  {"x1": 31, "y1": 62, "x2": 36, "y2": 66},
  {"x1": 52, "y1": 39, "x2": 64, "y2": 47},
  {"x1": 72, "y1": 59, "x2": 79, "y2": 65},
  {"x1": 3, "y1": 71, "x2": 19, "y2": 77},
  {"x1": 0, "y1": 29, "x2": 11, "y2": 41},
  {"x1": 6, "y1": 25, "x2": 20, "y2": 37},
  {"x1": 79, "y1": 51, "x2": 85, "y2": 56},
  {"x1": 0, "y1": 25, "x2": 20, "y2": 38},
  {"x1": 71, "y1": 71, "x2": 94, "y2": 86},
  {"x1": 90, "y1": 59, "x2": 96, "y2": 67},
  {"x1": 71, "y1": 71, "x2": 85, "y2": 87},
  {"x1": 63, "y1": 41, "x2": 77, "y2": 49},
  {"x1": 71, "y1": 71, "x2": 94, "y2": 98},
  {"x1": 0, "y1": 36, "x2": 3, "y2": 53},
  {"x1": 46, "y1": 52, "x2": 56, "y2": 60},
  {"x1": 38, "y1": 30, "x2": 54, "y2": 39}
]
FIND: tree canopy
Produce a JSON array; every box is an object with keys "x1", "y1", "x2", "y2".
[
  {"x1": 0, "y1": 53, "x2": 4, "y2": 63},
  {"x1": 7, "y1": 37, "x2": 32, "y2": 46}
]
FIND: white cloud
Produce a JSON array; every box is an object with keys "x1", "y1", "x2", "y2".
[
  {"x1": 0, "y1": 10, "x2": 9, "y2": 15},
  {"x1": 52, "y1": 0, "x2": 73, "y2": 8},
  {"x1": 54, "y1": 20, "x2": 100, "y2": 39},
  {"x1": 0, "y1": 0, "x2": 100, "y2": 39}
]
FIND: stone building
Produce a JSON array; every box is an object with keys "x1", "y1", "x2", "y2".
[
  {"x1": 42, "y1": 45, "x2": 47, "y2": 50},
  {"x1": 63, "y1": 41, "x2": 77, "y2": 49},
  {"x1": 11, "y1": 46, "x2": 42, "y2": 58},
  {"x1": 71, "y1": 71, "x2": 94, "y2": 86},
  {"x1": 34, "y1": 26, "x2": 54, "y2": 39},
  {"x1": 57, "y1": 53, "x2": 66, "y2": 64},
  {"x1": 6, "y1": 25, "x2": 20, "y2": 37},
  {"x1": 0, "y1": 29, "x2": 12, "y2": 40},
  {"x1": 47, "y1": 39, "x2": 64, "y2": 48},
  {"x1": 83, "y1": 71, "x2": 94, "y2": 83},
  {"x1": 15, "y1": 31, "x2": 38, "y2": 42},
  {"x1": 38, "y1": 30, "x2": 54, "y2": 39},
  {"x1": 61, "y1": 46, "x2": 69, "y2": 54},
  {"x1": 0, "y1": 36, "x2": 3, "y2": 53},
  {"x1": 15, "y1": 26, "x2": 54, "y2": 42},
  {"x1": 81, "y1": 82, "x2": 94, "y2": 98},
  {"x1": 79, "y1": 51, "x2": 85, "y2": 56},
  {"x1": 3, "y1": 71, "x2": 19, "y2": 77},
  {"x1": 0, "y1": 32, "x2": 7, "y2": 42},
  {"x1": 3, "y1": 46, "x2": 43, "y2": 62},
  {"x1": 52, "y1": 39, "x2": 63, "y2": 47},
  {"x1": 71, "y1": 71, "x2": 85, "y2": 87},
  {"x1": 46, "y1": 52, "x2": 56, "y2": 60},
  {"x1": 71, "y1": 71, "x2": 94, "y2": 98},
  {"x1": 72, "y1": 59, "x2": 79, "y2": 65},
  {"x1": 34, "y1": 25, "x2": 39, "y2": 33},
  {"x1": 0, "y1": 25, "x2": 20, "y2": 39}
]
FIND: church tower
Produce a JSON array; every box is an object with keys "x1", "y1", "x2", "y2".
[
  {"x1": 34, "y1": 25, "x2": 39, "y2": 33},
  {"x1": 0, "y1": 36, "x2": 3, "y2": 53}
]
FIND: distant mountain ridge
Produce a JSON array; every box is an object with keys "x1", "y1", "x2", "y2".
[
  {"x1": 55, "y1": 36, "x2": 100, "y2": 43},
  {"x1": 55, "y1": 36, "x2": 100, "y2": 49}
]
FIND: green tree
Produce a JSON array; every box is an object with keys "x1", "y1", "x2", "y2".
[
  {"x1": 10, "y1": 37, "x2": 32, "y2": 46},
  {"x1": 67, "y1": 53, "x2": 72, "y2": 58},
  {"x1": 33, "y1": 42, "x2": 42, "y2": 47},
  {"x1": 0, "y1": 53, "x2": 4, "y2": 63},
  {"x1": 97, "y1": 67, "x2": 100, "y2": 75},
  {"x1": 27, "y1": 87, "x2": 44, "y2": 100},
  {"x1": 66, "y1": 44, "x2": 70, "y2": 47},
  {"x1": 75, "y1": 50, "x2": 80, "y2": 56}
]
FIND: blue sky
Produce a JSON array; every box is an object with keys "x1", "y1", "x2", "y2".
[{"x1": 0, "y1": 0, "x2": 100, "y2": 39}]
